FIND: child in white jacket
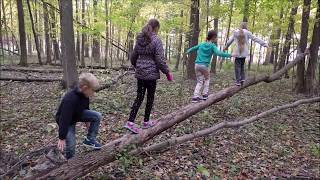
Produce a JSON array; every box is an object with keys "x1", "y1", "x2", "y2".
[{"x1": 224, "y1": 22, "x2": 268, "y2": 86}]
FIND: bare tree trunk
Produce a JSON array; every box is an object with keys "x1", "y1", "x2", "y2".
[
  {"x1": 43, "y1": 3, "x2": 51, "y2": 64},
  {"x1": 27, "y1": 52, "x2": 308, "y2": 179},
  {"x1": 104, "y1": 0, "x2": 109, "y2": 68},
  {"x1": 187, "y1": 0, "x2": 200, "y2": 79},
  {"x1": 175, "y1": 10, "x2": 183, "y2": 71},
  {"x1": 277, "y1": 5, "x2": 297, "y2": 70},
  {"x1": 92, "y1": 0, "x2": 101, "y2": 63},
  {"x1": 9, "y1": 0, "x2": 15, "y2": 55},
  {"x1": 305, "y1": 0, "x2": 320, "y2": 94},
  {"x1": 49, "y1": 7, "x2": 60, "y2": 63},
  {"x1": 1, "y1": 0, "x2": 9, "y2": 57},
  {"x1": 273, "y1": 8, "x2": 284, "y2": 72},
  {"x1": 81, "y1": 0, "x2": 86, "y2": 66},
  {"x1": 165, "y1": 33, "x2": 169, "y2": 61},
  {"x1": 205, "y1": 0, "x2": 210, "y2": 34},
  {"x1": 0, "y1": 0, "x2": 4, "y2": 60},
  {"x1": 221, "y1": 0, "x2": 234, "y2": 70},
  {"x1": 242, "y1": 0, "x2": 250, "y2": 22},
  {"x1": 295, "y1": 0, "x2": 311, "y2": 93},
  {"x1": 110, "y1": 23, "x2": 113, "y2": 68},
  {"x1": 117, "y1": 28, "x2": 121, "y2": 60},
  {"x1": 27, "y1": 34, "x2": 32, "y2": 55},
  {"x1": 60, "y1": 0, "x2": 78, "y2": 88},
  {"x1": 84, "y1": 0, "x2": 90, "y2": 58},
  {"x1": 247, "y1": 0, "x2": 257, "y2": 71},
  {"x1": 27, "y1": 0, "x2": 42, "y2": 65},
  {"x1": 211, "y1": 0, "x2": 220, "y2": 74},
  {"x1": 75, "y1": 0, "x2": 81, "y2": 63},
  {"x1": 17, "y1": 0, "x2": 27, "y2": 66}
]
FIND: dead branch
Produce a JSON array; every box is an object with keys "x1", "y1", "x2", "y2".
[
  {"x1": 0, "y1": 77, "x2": 61, "y2": 82},
  {"x1": 138, "y1": 97, "x2": 320, "y2": 153}
]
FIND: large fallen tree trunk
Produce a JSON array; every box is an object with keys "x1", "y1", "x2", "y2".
[
  {"x1": 138, "y1": 97, "x2": 320, "y2": 154},
  {"x1": 0, "y1": 65, "x2": 133, "y2": 73},
  {"x1": 28, "y1": 53, "x2": 307, "y2": 179},
  {"x1": 0, "y1": 77, "x2": 61, "y2": 82}
]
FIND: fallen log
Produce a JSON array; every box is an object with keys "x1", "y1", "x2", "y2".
[
  {"x1": 25, "y1": 53, "x2": 308, "y2": 179},
  {"x1": 96, "y1": 71, "x2": 131, "y2": 92},
  {"x1": 0, "y1": 77, "x2": 61, "y2": 82},
  {"x1": 138, "y1": 97, "x2": 320, "y2": 154},
  {"x1": 0, "y1": 65, "x2": 133, "y2": 73}
]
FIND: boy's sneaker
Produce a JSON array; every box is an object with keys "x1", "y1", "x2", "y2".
[
  {"x1": 202, "y1": 94, "x2": 209, "y2": 101},
  {"x1": 124, "y1": 121, "x2": 140, "y2": 134},
  {"x1": 142, "y1": 120, "x2": 158, "y2": 129},
  {"x1": 235, "y1": 82, "x2": 241, "y2": 86},
  {"x1": 83, "y1": 138, "x2": 102, "y2": 150}
]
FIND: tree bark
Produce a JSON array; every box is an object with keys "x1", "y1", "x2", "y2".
[
  {"x1": 242, "y1": 0, "x2": 250, "y2": 22},
  {"x1": 187, "y1": 0, "x2": 200, "y2": 79},
  {"x1": 92, "y1": 0, "x2": 101, "y2": 63},
  {"x1": 104, "y1": 0, "x2": 109, "y2": 68},
  {"x1": 43, "y1": 3, "x2": 51, "y2": 64},
  {"x1": 9, "y1": 0, "x2": 15, "y2": 55},
  {"x1": 295, "y1": 0, "x2": 311, "y2": 93},
  {"x1": 75, "y1": 0, "x2": 81, "y2": 64},
  {"x1": 305, "y1": 0, "x2": 320, "y2": 94},
  {"x1": 81, "y1": 0, "x2": 86, "y2": 66},
  {"x1": 247, "y1": 0, "x2": 257, "y2": 71},
  {"x1": 16, "y1": 0, "x2": 27, "y2": 66},
  {"x1": 0, "y1": 0, "x2": 4, "y2": 60},
  {"x1": 59, "y1": 0, "x2": 78, "y2": 88},
  {"x1": 27, "y1": 0, "x2": 42, "y2": 65},
  {"x1": 221, "y1": 0, "x2": 234, "y2": 71},
  {"x1": 211, "y1": 0, "x2": 220, "y2": 74},
  {"x1": 1, "y1": 0, "x2": 9, "y2": 57},
  {"x1": 165, "y1": 33, "x2": 169, "y2": 61},
  {"x1": 273, "y1": 8, "x2": 284, "y2": 72},
  {"x1": 175, "y1": 11, "x2": 183, "y2": 71},
  {"x1": 49, "y1": 7, "x2": 60, "y2": 63},
  {"x1": 28, "y1": 52, "x2": 308, "y2": 179},
  {"x1": 277, "y1": 5, "x2": 298, "y2": 70}
]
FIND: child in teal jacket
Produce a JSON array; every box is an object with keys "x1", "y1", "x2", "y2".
[{"x1": 187, "y1": 30, "x2": 233, "y2": 102}]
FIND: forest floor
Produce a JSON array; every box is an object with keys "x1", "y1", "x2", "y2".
[{"x1": 0, "y1": 62, "x2": 319, "y2": 179}]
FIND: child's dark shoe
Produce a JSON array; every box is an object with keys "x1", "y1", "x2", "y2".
[
  {"x1": 202, "y1": 94, "x2": 209, "y2": 100},
  {"x1": 192, "y1": 97, "x2": 201, "y2": 103},
  {"x1": 83, "y1": 138, "x2": 102, "y2": 150},
  {"x1": 142, "y1": 120, "x2": 158, "y2": 129},
  {"x1": 124, "y1": 121, "x2": 141, "y2": 134}
]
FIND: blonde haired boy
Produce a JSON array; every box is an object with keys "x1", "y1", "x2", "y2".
[{"x1": 55, "y1": 73, "x2": 102, "y2": 159}]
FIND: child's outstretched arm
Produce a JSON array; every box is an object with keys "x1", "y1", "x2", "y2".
[
  {"x1": 212, "y1": 44, "x2": 231, "y2": 58},
  {"x1": 186, "y1": 44, "x2": 200, "y2": 53},
  {"x1": 248, "y1": 31, "x2": 268, "y2": 47}
]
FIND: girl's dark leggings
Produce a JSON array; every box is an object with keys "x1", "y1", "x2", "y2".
[{"x1": 128, "y1": 79, "x2": 157, "y2": 122}]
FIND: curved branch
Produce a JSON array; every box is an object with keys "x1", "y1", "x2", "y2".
[{"x1": 139, "y1": 97, "x2": 320, "y2": 153}]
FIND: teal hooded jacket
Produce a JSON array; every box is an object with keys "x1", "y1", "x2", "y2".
[{"x1": 187, "y1": 42, "x2": 231, "y2": 67}]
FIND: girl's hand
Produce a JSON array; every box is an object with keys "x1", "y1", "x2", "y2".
[{"x1": 166, "y1": 72, "x2": 174, "y2": 81}]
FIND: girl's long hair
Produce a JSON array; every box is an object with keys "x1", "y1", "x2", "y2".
[
  {"x1": 141, "y1": 19, "x2": 160, "y2": 43},
  {"x1": 238, "y1": 22, "x2": 248, "y2": 53}
]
